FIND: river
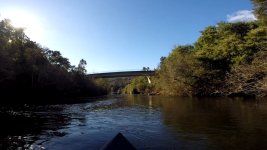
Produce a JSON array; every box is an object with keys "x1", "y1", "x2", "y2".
[{"x1": 1, "y1": 95, "x2": 267, "y2": 150}]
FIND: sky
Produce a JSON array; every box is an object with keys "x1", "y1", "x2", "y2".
[{"x1": 0, "y1": 0, "x2": 255, "y2": 73}]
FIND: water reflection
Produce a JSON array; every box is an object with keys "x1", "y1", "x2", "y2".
[
  {"x1": 157, "y1": 97, "x2": 267, "y2": 150},
  {"x1": 121, "y1": 96, "x2": 267, "y2": 149},
  {"x1": 1, "y1": 96, "x2": 267, "y2": 150}
]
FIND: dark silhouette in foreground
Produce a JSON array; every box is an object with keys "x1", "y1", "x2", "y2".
[
  {"x1": 0, "y1": 19, "x2": 107, "y2": 104},
  {"x1": 101, "y1": 133, "x2": 136, "y2": 150}
]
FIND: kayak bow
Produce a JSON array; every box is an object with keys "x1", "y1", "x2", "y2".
[{"x1": 100, "y1": 132, "x2": 136, "y2": 150}]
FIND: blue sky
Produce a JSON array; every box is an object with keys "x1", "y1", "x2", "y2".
[{"x1": 0, "y1": 0, "x2": 255, "y2": 73}]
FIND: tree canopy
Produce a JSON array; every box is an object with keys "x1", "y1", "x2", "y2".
[
  {"x1": 251, "y1": 0, "x2": 267, "y2": 26},
  {"x1": 0, "y1": 19, "x2": 107, "y2": 103},
  {"x1": 124, "y1": 0, "x2": 267, "y2": 97}
]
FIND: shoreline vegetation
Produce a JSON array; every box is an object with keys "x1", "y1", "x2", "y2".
[
  {"x1": 0, "y1": 0, "x2": 266, "y2": 104},
  {"x1": 0, "y1": 19, "x2": 107, "y2": 104},
  {"x1": 122, "y1": 0, "x2": 267, "y2": 98}
]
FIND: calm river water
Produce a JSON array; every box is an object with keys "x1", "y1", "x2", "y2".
[{"x1": 1, "y1": 95, "x2": 267, "y2": 150}]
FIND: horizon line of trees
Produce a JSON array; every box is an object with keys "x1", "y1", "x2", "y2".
[
  {"x1": 123, "y1": 0, "x2": 267, "y2": 98},
  {"x1": 0, "y1": 19, "x2": 107, "y2": 103}
]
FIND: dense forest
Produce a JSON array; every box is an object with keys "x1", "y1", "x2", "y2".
[
  {"x1": 124, "y1": 0, "x2": 267, "y2": 98},
  {"x1": 0, "y1": 19, "x2": 107, "y2": 103},
  {"x1": 0, "y1": 0, "x2": 266, "y2": 103}
]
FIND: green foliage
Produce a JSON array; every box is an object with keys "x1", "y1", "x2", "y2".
[
  {"x1": 251, "y1": 0, "x2": 267, "y2": 26},
  {"x1": 0, "y1": 19, "x2": 106, "y2": 103},
  {"x1": 151, "y1": 21, "x2": 266, "y2": 97},
  {"x1": 123, "y1": 76, "x2": 152, "y2": 94},
  {"x1": 95, "y1": 77, "x2": 131, "y2": 94},
  {"x1": 195, "y1": 22, "x2": 259, "y2": 64},
  {"x1": 245, "y1": 26, "x2": 267, "y2": 52},
  {"x1": 156, "y1": 45, "x2": 200, "y2": 96},
  {"x1": 121, "y1": 0, "x2": 267, "y2": 97},
  {"x1": 225, "y1": 50, "x2": 267, "y2": 97}
]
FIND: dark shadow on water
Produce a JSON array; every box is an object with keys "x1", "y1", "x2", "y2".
[{"x1": 0, "y1": 104, "x2": 72, "y2": 149}]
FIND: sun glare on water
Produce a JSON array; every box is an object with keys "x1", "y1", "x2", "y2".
[{"x1": 2, "y1": 9, "x2": 44, "y2": 42}]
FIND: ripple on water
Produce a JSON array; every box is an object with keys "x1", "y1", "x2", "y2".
[{"x1": 4, "y1": 96, "x2": 267, "y2": 150}]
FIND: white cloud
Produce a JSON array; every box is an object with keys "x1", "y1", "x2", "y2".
[{"x1": 227, "y1": 10, "x2": 257, "y2": 23}]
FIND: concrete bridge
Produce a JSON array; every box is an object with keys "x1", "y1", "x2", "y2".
[{"x1": 88, "y1": 71, "x2": 155, "y2": 78}]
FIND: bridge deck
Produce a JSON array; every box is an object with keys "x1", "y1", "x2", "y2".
[{"x1": 88, "y1": 71, "x2": 155, "y2": 78}]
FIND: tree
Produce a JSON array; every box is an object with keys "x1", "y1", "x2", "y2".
[
  {"x1": 157, "y1": 45, "x2": 201, "y2": 96},
  {"x1": 77, "y1": 59, "x2": 87, "y2": 75},
  {"x1": 123, "y1": 76, "x2": 151, "y2": 94},
  {"x1": 45, "y1": 50, "x2": 71, "y2": 71},
  {"x1": 251, "y1": 0, "x2": 267, "y2": 26},
  {"x1": 142, "y1": 67, "x2": 150, "y2": 71},
  {"x1": 225, "y1": 50, "x2": 267, "y2": 97},
  {"x1": 195, "y1": 22, "x2": 258, "y2": 64},
  {"x1": 0, "y1": 18, "x2": 107, "y2": 103}
]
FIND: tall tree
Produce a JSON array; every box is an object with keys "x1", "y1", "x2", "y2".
[{"x1": 77, "y1": 59, "x2": 87, "y2": 75}]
